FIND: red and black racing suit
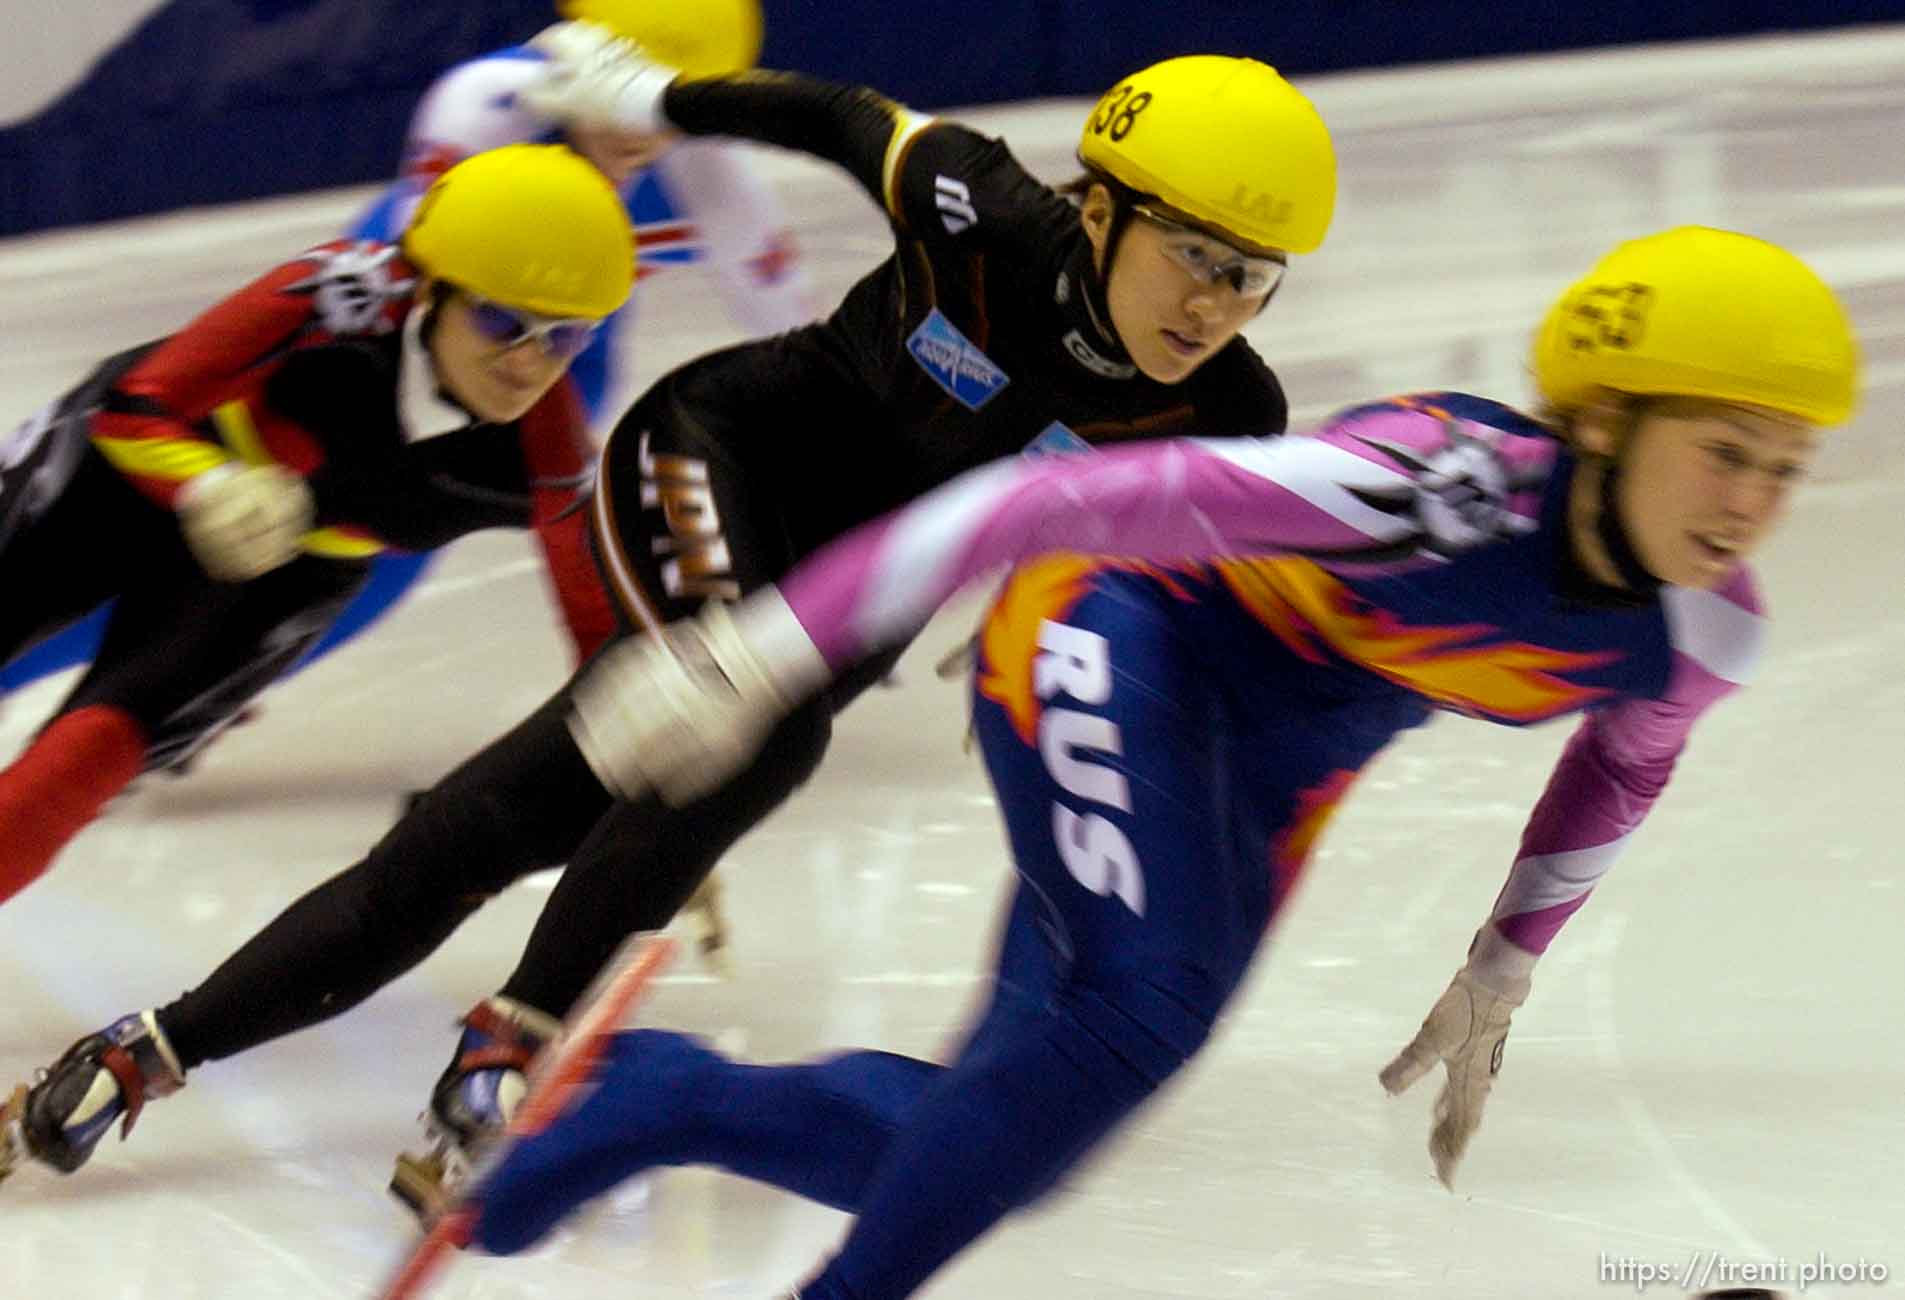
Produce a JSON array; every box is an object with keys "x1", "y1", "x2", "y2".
[{"x1": 0, "y1": 240, "x2": 609, "y2": 772}]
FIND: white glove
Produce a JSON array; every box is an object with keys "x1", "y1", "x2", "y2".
[
  {"x1": 522, "y1": 21, "x2": 678, "y2": 133},
  {"x1": 176, "y1": 462, "x2": 314, "y2": 582},
  {"x1": 568, "y1": 591, "x2": 828, "y2": 806},
  {"x1": 1379, "y1": 926, "x2": 1537, "y2": 1188}
]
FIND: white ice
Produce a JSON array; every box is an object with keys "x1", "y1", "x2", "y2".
[{"x1": 2, "y1": 25, "x2": 1902, "y2": 1300}]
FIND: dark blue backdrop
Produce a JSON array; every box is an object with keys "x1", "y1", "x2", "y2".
[{"x1": 5, "y1": 0, "x2": 1903, "y2": 234}]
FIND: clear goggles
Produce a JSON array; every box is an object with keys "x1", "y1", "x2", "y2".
[
  {"x1": 464, "y1": 293, "x2": 602, "y2": 361},
  {"x1": 1132, "y1": 205, "x2": 1287, "y2": 298}
]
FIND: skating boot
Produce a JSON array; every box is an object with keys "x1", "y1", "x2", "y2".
[
  {"x1": 683, "y1": 871, "x2": 733, "y2": 977},
  {"x1": 0, "y1": 1010, "x2": 185, "y2": 1184},
  {"x1": 390, "y1": 995, "x2": 560, "y2": 1221}
]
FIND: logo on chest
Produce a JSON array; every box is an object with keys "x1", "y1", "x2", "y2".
[{"x1": 906, "y1": 309, "x2": 1009, "y2": 411}]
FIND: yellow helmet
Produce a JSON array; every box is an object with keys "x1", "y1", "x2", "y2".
[
  {"x1": 1533, "y1": 226, "x2": 1859, "y2": 427},
  {"x1": 1078, "y1": 55, "x2": 1336, "y2": 254},
  {"x1": 403, "y1": 144, "x2": 635, "y2": 319},
  {"x1": 556, "y1": 0, "x2": 763, "y2": 78}
]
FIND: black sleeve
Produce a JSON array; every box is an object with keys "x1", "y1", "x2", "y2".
[
  {"x1": 661, "y1": 71, "x2": 1073, "y2": 253},
  {"x1": 264, "y1": 343, "x2": 420, "y2": 528},
  {"x1": 264, "y1": 343, "x2": 405, "y2": 467},
  {"x1": 271, "y1": 344, "x2": 538, "y2": 548},
  {"x1": 880, "y1": 124, "x2": 1074, "y2": 255},
  {"x1": 662, "y1": 72, "x2": 911, "y2": 212}
]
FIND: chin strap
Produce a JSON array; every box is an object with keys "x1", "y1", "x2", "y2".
[
  {"x1": 1594, "y1": 456, "x2": 1663, "y2": 597},
  {"x1": 1579, "y1": 398, "x2": 1663, "y2": 599},
  {"x1": 1055, "y1": 239, "x2": 1137, "y2": 380}
]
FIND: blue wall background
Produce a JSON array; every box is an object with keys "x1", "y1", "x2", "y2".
[{"x1": 5, "y1": 0, "x2": 1904, "y2": 235}]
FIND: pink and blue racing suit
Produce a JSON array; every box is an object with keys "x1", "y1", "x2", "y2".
[{"x1": 474, "y1": 392, "x2": 1761, "y2": 1300}]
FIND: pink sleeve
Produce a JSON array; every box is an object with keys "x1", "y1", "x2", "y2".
[
  {"x1": 1488, "y1": 570, "x2": 1766, "y2": 953},
  {"x1": 777, "y1": 408, "x2": 1555, "y2": 671}
]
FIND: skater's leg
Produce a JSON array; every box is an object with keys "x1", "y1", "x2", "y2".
[{"x1": 156, "y1": 682, "x2": 612, "y2": 1068}]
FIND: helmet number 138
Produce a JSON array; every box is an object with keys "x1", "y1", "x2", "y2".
[{"x1": 1091, "y1": 86, "x2": 1153, "y2": 142}]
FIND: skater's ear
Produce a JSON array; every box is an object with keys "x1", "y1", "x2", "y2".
[
  {"x1": 1567, "y1": 391, "x2": 1633, "y2": 461},
  {"x1": 1078, "y1": 183, "x2": 1116, "y2": 271}
]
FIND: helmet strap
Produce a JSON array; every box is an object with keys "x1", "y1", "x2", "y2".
[
  {"x1": 416, "y1": 280, "x2": 475, "y2": 413},
  {"x1": 1591, "y1": 399, "x2": 1663, "y2": 596},
  {"x1": 1101, "y1": 206, "x2": 1140, "y2": 284},
  {"x1": 1077, "y1": 244, "x2": 1122, "y2": 342},
  {"x1": 1059, "y1": 177, "x2": 1138, "y2": 374},
  {"x1": 1076, "y1": 173, "x2": 1141, "y2": 286},
  {"x1": 418, "y1": 279, "x2": 455, "y2": 348}
]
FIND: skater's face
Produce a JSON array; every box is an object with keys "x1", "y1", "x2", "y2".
[
  {"x1": 567, "y1": 124, "x2": 678, "y2": 187},
  {"x1": 428, "y1": 286, "x2": 599, "y2": 422},
  {"x1": 1572, "y1": 396, "x2": 1819, "y2": 589},
  {"x1": 1082, "y1": 185, "x2": 1281, "y2": 384}
]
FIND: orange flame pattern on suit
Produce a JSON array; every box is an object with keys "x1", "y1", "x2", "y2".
[
  {"x1": 1216, "y1": 557, "x2": 1621, "y2": 722},
  {"x1": 1269, "y1": 768, "x2": 1360, "y2": 906},
  {"x1": 976, "y1": 554, "x2": 1189, "y2": 745}
]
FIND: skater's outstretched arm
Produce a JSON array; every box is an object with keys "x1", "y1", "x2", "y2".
[{"x1": 566, "y1": 405, "x2": 1557, "y2": 803}]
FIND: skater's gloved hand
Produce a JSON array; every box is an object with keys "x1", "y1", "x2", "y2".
[
  {"x1": 568, "y1": 588, "x2": 828, "y2": 806},
  {"x1": 523, "y1": 20, "x2": 679, "y2": 133},
  {"x1": 1378, "y1": 925, "x2": 1536, "y2": 1189},
  {"x1": 175, "y1": 462, "x2": 315, "y2": 582}
]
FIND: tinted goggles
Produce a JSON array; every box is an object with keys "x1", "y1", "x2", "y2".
[
  {"x1": 1132, "y1": 205, "x2": 1286, "y2": 298},
  {"x1": 463, "y1": 294, "x2": 602, "y2": 360}
]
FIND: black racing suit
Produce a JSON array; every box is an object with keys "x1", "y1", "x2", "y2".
[{"x1": 155, "y1": 74, "x2": 1289, "y2": 1067}]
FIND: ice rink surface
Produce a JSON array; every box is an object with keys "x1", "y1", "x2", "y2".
[{"x1": 3, "y1": 25, "x2": 1902, "y2": 1300}]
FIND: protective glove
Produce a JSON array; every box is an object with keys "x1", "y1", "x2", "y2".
[
  {"x1": 522, "y1": 20, "x2": 678, "y2": 133},
  {"x1": 175, "y1": 462, "x2": 314, "y2": 582},
  {"x1": 567, "y1": 589, "x2": 828, "y2": 806},
  {"x1": 1378, "y1": 925, "x2": 1536, "y2": 1189}
]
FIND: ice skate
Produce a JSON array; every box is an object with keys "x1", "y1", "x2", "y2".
[
  {"x1": 390, "y1": 995, "x2": 560, "y2": 1222},
  {"x1": 1, "y1": 1085, "x2": 30, "y2": 1183},
  {"x1": 0, "y1": 1010, "x2": 185, "y2": 1185},
  {"x1": 683, "y1": 871, "x2": 733, "y2": 976}
]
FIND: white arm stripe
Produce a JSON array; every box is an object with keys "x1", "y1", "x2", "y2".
[
  {"x1": 1190, "y1": 435, "x2": 1421, "y2": 541},
  {"x1": 1490, "y1": 841, "x2": 1625, "y2": 920},
  {"x1": 1661, "y1": 584, "x2": 1765, "y2": 685}
]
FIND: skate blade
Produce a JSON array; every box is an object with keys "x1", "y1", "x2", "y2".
[
  {"x1": 685, "y1": 880, "x2": 733, "y2": 979},
  {"x1": 1, "y1": 1085, "x2": 29, "y2": 1185},
  {"x1": 390, "y1": 1147, "x2": 452, "y2": 1223},
  {"x1": 390, "y1": 1132, "x2": 475, "y2": 1226}
]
